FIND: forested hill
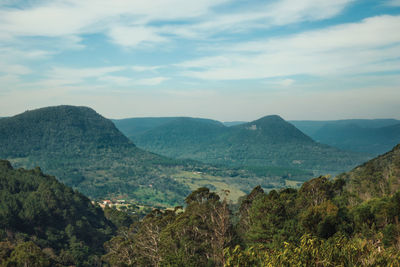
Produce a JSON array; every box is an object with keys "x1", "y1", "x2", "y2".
[
  {"x1": 339, "y1": 143, "x2": 400, "y2": 201},
  {"x1": 0, "y1": 105, "x2": 132, "y2": 157},
  {"x1": 0, "y1": 106, "x2": 194, "y2": 206},
  {"x1": 232, "y1": 115, "x2": 314, "y2": 144},
  {"x1": 128, "y1": 115, "x2": 370, "y2": 175},
  {"x1": 291, "y1": 119, "x2": 400, "y2": 155},
  {"x1": 0, "y1": 160, "x2": 114, "y2": 266},
  {"x1": 0, "y1": 106, "x2": 298, "y2": 207},
  {"x1": 112, "y1": 117, "x2": 180, "y2": 138}
]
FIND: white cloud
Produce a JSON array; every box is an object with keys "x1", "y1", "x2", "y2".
[
  {"x1": 131, "y1": 65, "x2": 162, "y2": 72},
  {"x1": 265, "y1": 0, "x2": 354, "y2": 25},
  {"x1": 108, "y1": 26, "x2": 167, "y2": 48},
  {"x1": 178, "y1": 15, "x2": 400, "y2": 80},
  {"x1": 0, "y1": 0, "x2": 354, "y2": 48},
  {"x1": 49, "y1": 66, "x2": 125, "y2": 79},
  {"x1": 0, "y1": 0, "x2": 229, "y2": 40},
  {"x1": 158, "y1": 0, "x2": 354, "y2": 39},
  {"x1": 386, "y1": 0, "x2": 400, "y2": 6},
  {"x1": 98, "y1": 75, "x2": 132, "y2": 86},
  {"x1": 136, "y1": 77, "x2": 169, "y2": 86},
  {"x1": 0, "y1": 62, "x2": 31, "y2": 75},
  {"x1": 40, "y1": 66, "x2": 127, "y2": 87},
  {"x1": 275, "y1": 79, "x2": 295, "y2": 86}
]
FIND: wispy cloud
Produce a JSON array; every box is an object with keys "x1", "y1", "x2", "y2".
[
  {"x1": 131, "y1": 65, "x2": 162, "y2": 72},
  {"x1": 178, "y1": 15, "x2": 400, "y2": 80},
  {"x1": 386, "y1": 0, "x2": 400, "y2": 6},
  {"x1": 136, "y1": 77, "x2": 169, "y2": 86}
]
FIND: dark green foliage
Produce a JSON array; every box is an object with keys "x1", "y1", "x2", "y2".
[
  {"x1": 339, "y1": 144, "x2": 400, "y2": 201},
  {"x1": 103, "y1": 144, "x2": 400, "y2": 266},
  {"x1": 103, "y1": 206, "x2": 135, "y2": 229},
  {"x1": 0, "y1": 106, "x2": 294, "y2": 207},
  {"x1": 124, "y1": 115, "x2": 370, "y2": 176},
  {"x1": 0, "y1": 160, "x2": 114, "y2": 266},
  {"x1": 0, "y1": 106, "x2": 194, "y2": 207}
]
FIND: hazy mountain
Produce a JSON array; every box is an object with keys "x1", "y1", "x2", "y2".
[
  {"x1": 131, "y1": 115, "x2": 370, "y2": 175},
  {"x1": 0, "y1": 106, "x2": 193, "y2": 206},
  {"x1": 0, "y1": 106, "x2": 300, "y2": 206},
  {"x1": 339, "y1": 143, "x2": 400, "y2": 201},
  {"x1": 223, "y1": 121, "x2": 247, "y2": 127},
  {"x1": 112, "y1": 117, "x2": 180, "y2": 138},
  {"x1": 291, "y1": 119, "x2": 400, "y2": 155}
]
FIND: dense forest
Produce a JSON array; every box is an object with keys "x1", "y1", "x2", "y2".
[
  {"x1": 0, "y1": 160, "x2": 114, "y2": 266},
  {"x1": 2, "y1": 144, "x2": 400, "y2": 266},
  {"x1": 116, "y1": 115, "x2": 370, "y2": 176},
  {"x1": 0, "y1": 106, "x2": 278, "y2": 207},
  {"x1": 0, "y1": 106, "x2": 327, "y2": 207}
]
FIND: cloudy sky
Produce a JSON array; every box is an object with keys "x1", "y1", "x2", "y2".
[{"x1": 0, "y1": 0, "x2": 399, "y2": 121}]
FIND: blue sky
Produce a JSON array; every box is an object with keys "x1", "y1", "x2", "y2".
[{"x1": 0, "y1": 0, "x2": 399, "y2": 121}]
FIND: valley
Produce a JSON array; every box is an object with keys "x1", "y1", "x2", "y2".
[{"x1": 1, "y1": 105, "x2": 400, "y2": 266}]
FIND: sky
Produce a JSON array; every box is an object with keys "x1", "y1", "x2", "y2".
[{"x1": 0, "y1": 0, "x2": 399, "y2": 121}]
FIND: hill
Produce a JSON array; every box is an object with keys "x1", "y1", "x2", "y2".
[
  {"x1": 338, "y1": 143, "x2": 400, "y2": 201},
  {"x1": 112, "y1": 117, "x2": 179, "y2": 138},
  {"x1": 223, "y1": 121, "x2": 247, "y2": 127},
  {"x1": 0, "y1": 160, "x2": 114, "y2": 266},
  {"x1": 0, "y1": 106, "x2": 195, "y2": 206},
  {"x1": 291, "y1": 119, "x2": 400, "y2": 155},
  {"x1": 130, "y1": 115, "x2": 370, "y2": 175},
  {"x1": 0, "y1": 106, "x2": 295, "y2": 206}
]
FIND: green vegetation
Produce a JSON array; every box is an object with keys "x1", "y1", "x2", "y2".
[
  {"x1": 0, "y1": 106, "x2": 301, "y2": 207},
  {"x1": 122, "y1": 115, "x2": 370, "y2": 177},
  {"x1": 339, "y1": 143, "x2": 400, "y2": 201},
  {"x1": 0, "y1": 160, "x2": 115, "y2": 266},
  {"x1": 1, "y1": 143, "x2": 400, "y2": 266},
  {"x1": 291, "y1": 119, "x2": 400, "y2": 155},
  {"x1": 102, "y1": 144, "x2": 400, "y2": 266},
  {"x1": 0, "y1": 106, "x2": 193, "y2": 207}
]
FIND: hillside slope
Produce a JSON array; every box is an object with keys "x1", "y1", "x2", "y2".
[
  {"x1": 112, "y1": 117, "x2": 179, "y2": 138},
  {"x1": 131, "y1": 115, "x2": 370, "y2": 175},
  {"x1": 0, "y1": 160, "x2": 114, "y2": 266},
  {"x1": 0, "y1": 106, "x2": 192, "y2": 206},
  {"x1": 291, "y1": 119, "x2": 400, "y2": 155},
  {"x1": 339, "y1": 143, "x2": 400, "y2": 201}
]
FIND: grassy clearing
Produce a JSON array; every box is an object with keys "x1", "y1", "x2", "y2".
[{"x1": 172, "y1": 171, "x2": 246, "y2": 203}]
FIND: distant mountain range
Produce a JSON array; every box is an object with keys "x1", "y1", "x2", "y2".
[
  {"x1": 113, "y1": 117, "x2": 400, "y2": 159},
  {"x1": 2, "y1": 106, "x2": 397, "y2": 207},
  {"x1": 0, "y1": 106, "x2": 300, "y2": 206},
  {"x1": 291, "y1": 119, "x2": 400, "y2": 155},
  {"x1": 114, "y1": 115, "x2": 370, "y2": 175}
]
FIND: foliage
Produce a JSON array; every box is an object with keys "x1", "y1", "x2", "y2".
[
  {"x1": 127, "y1": 115, "x2": 370, "y2": 176},
  {"x1": 339, "y1": 144, "x2": 400, "y2": 201},
  {"x1": 0, "y1": 105, "x2": 297, "y2": 207},
  {"x1": 0, "y1": 106, "x2": 195, "y2": 207},
  {"x1": 291, "y1": 119, "x2": 400, "y2": 155},
  {"x1": 224, "y1": 234, "x2": 400, "y2": 267},
  {"x1": 0, "y1": 160, "x2": 114, "y2": 266}
]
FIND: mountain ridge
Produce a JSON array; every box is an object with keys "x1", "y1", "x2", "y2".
[
  {"x1": 339, "y1": 143, "x2": 400, "y2": 201},
  {"x1": 128, "y1": 114, "x2": 370, "y2": 175},
  {"x1": 291, "y1": 119, "x2": 400, "y2": 155},
  {"x1": 0, "y1": 106, "x2": 194, "y2": 206}
]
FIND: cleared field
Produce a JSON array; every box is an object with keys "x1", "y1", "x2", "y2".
[{"x1": 172, "y1": 171, "x2": 246, "y2": 203}]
